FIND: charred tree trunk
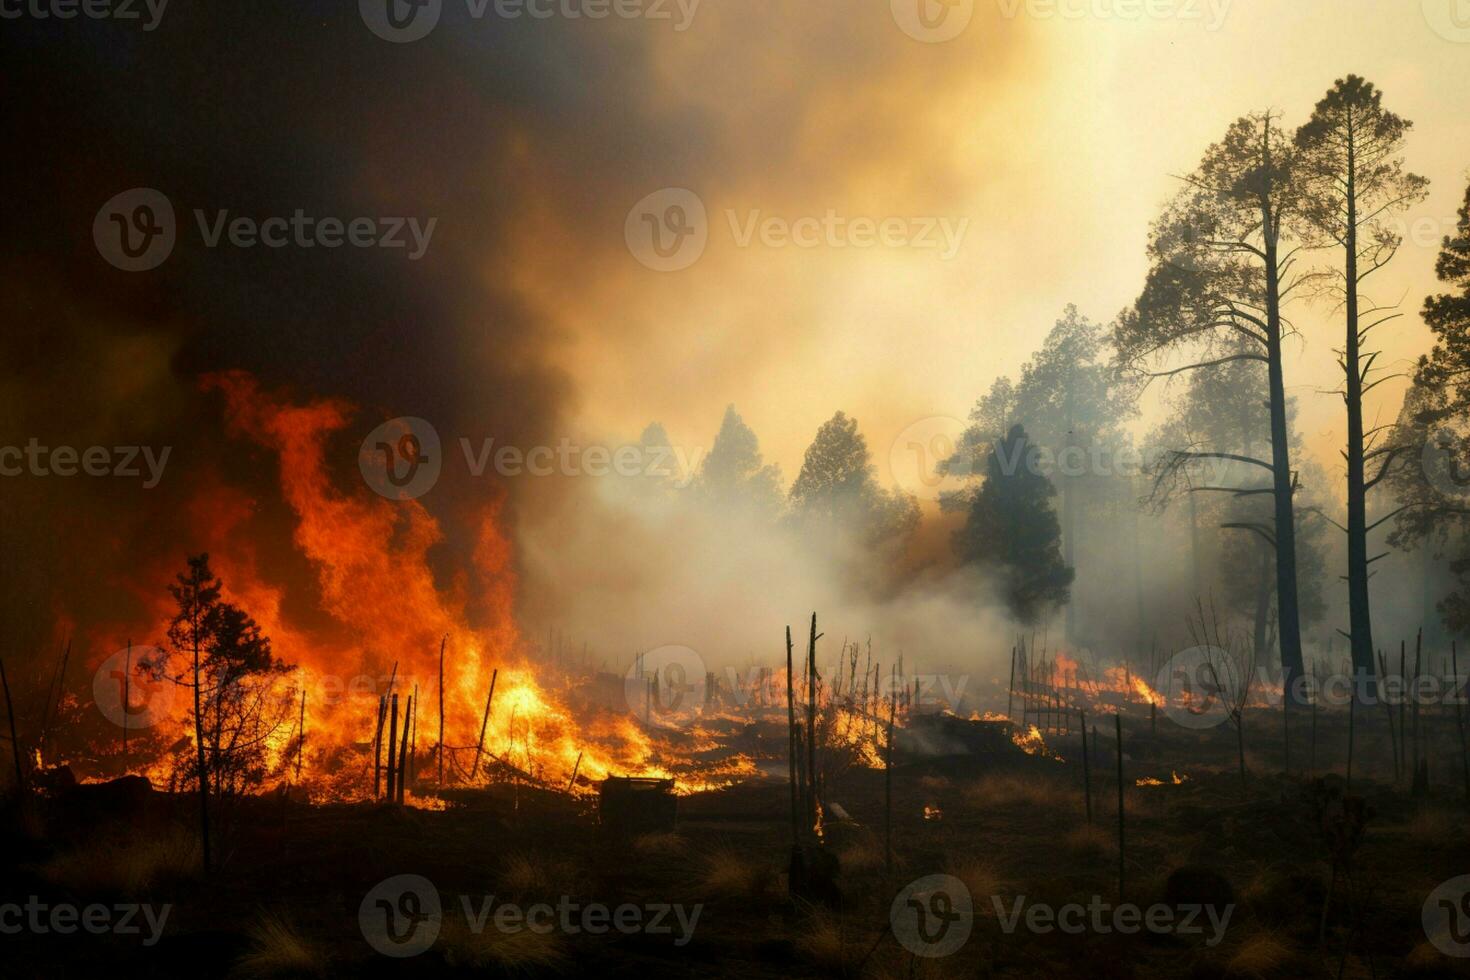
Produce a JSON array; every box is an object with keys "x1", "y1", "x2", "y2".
[
  {"x1": 1342, "y1": 136, "x2": 1377, "y2": 695},
  {"x1": 1262, "y1": 193, "x2": 1307, "y2": 707}
]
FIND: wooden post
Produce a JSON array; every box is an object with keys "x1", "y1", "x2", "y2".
[
  {"x1": 1377, "y1": 650, "x2": 1399, "y2": 783},
  {"x1": 1412, "y1": 630, "x2": 1423, "y2": 794},
  {"x1": 1346, "y1": 686, "x2": 1356, "y2": 793},
  {"x1": 373, "y1": 695, "x2": 387, "y2": 800},
  {"x1": 398, "y1": 696, "x2": 413, "y2": 804},
  {"x1": 295, "y1": 688, "x2": 306, "y2": 781},
  {"x1": 1007, "y1": 646, "x2": 1016, "y2": 722},
  {"x1": 472, "y1": 668, "x2": 498, "y2": 780},
  {"x1": 567, "y1": 751, "x2": 582, "y2": 793},
  {"x1": 885, "y1": 681, "x2": 895, "y2": 879},
  {"x1": 1114, "y1": 714, "x2": 1125, "y2": 899},
  {"x1": 386, "y1": 693, "x2": 399, "y2": 803},
  {"x1": 437, "y1": 635, "x2": 447, "y2": 787},
  {"x1": 806, "y1": 613, "x2": 818, "y2": 834},
  {"x1": 1453, "y1": 642, "x2": 1469, "y2": 805},
  {"x1": 786, "y1": 626, "x2": 799, "y2": 846},
  {"x1": 1080, "y1": 710, "x2": 1092, "y2": 825},
  {"x1": 409, "y1": 683, "x2": 419, "y2": 784},
  {"x1": 0, "y1": 655, "x2": 25, "y2": 799},
  {"x1": 123, "y1": 639, "x2": 131, "y2": 768}
]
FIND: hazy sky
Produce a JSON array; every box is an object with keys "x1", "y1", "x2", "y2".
[{"x1": 531, "y1": 0, "x2": 1470, "y2": 501}]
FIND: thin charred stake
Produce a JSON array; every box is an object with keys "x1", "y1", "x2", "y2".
[
  {"x1": 472, "y1": 668, "x2": 498, "y2": 781},
  {"x1": 1081, "y1": 710, "x2": 1092, "y2": 824},
  {"x1": 438, "y1": 634, "x2": 447, "y2": 786},
  {"x1": 1007, "y1": 646, "x2": 1016, "y2": 723},
  {"x1": 1115, "y1": 714, "x2": 1125, "y2": 899},
  {"x1": 885, "y1": 682, "x2": 895, "y2": 879},
  {"x1": 1377, "y1": 649, "x2": 1399, "y2": 783},
  {"x1": 296, "y1": 688, "x2": 306, "y2": 781},
  {"x1": 786, "y1": 626, "x2": 798, "y2": 846},
  {"x1": 567, "y1": 751, "x2": 582, "y2": 793},
  {"x1": 1453, "y1": 641, "x2": 1469, "y2": 804},
  {"x1": 123, "y1": 639, "x2": 132, "y2": 766},
  {"x1": 398, "y1": 696, "x2": 413, "y2": 804},
  {"x1": 0, "y1": 655, "x2": 25, "y2": 798},
  {"x1": 373, "y1": 694, "x2": 387, "y2": 800},
  {"x1": 386, "y1": 693, "x2": 399, "y2": 803},
  {"x1": 806, "y1": 613, "x2": 818, "y2": 835}
]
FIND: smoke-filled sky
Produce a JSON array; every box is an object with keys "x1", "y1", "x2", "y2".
[{"x1": 3, "y1": 0, "x2": 1469, "y2": 664}]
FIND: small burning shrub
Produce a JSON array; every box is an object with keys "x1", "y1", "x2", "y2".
[{"x1": 233, "y1": 912, "x2": 327, "y2": 979}]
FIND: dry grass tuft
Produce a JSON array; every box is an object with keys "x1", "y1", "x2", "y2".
[
  {"x1": 631, "y1": 831, "x2": 687, "y2": 858},
  {"x1": 948, "y1": 858, "x2": 1004, "y2": 914},
  {"x1": 1226, "y1": 932, "x2": 1292, "y2": 977},
  {"x1": 795, "y1": 907, "x2": 859, "y2": 973},
  {"x1": 498, "y1": 853, "x2": 575, "y2": 899},
  {"x1": 40, "y1": 826, "x2": 201, "y2": 895},
  {"x1": 233, "y1": 913, "x2": 327, "y2": 978},
  {"x1": 440, "y1": 919, "x2": 568, "y2": 973},
  {"x1": 1405, "y1": 807, "x2": 1456, "y2": 843},
  {"x1": 1061, "y1": 823, "x2": 1116, "y2": 860},
  {"x1": 963, "y1": 773, "x2": 1075, "y2": 809},
  {"x1": 836, "y1": 836, "x2": 884, "y2": 875},
  {"x1": 700, "y1": 848, "x2": 775, "y2": 899}
]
